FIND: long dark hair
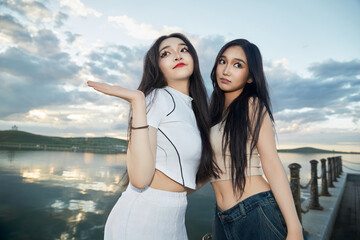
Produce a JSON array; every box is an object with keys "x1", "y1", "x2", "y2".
[
  {"x1": 125, "y1": 33, "x2": 218, "y2": 185},
  {"x1": 209, "y1": 39, "x2": 274, "y2": 195}
]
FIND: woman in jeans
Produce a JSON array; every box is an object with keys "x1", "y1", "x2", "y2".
[
  {"x1": 208, "y1": 39, "x2": 306, "y2": 240},
  {"x1": 88, "y1": 33, "x2": 218, "y2": 240}
]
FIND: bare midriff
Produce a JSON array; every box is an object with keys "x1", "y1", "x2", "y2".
[
  {"x1": 211, "y1": 175, "x2": 271, "y2": 211},
  {"x1": 149, "y1": 169, "x2": 188, "y2": 192}
]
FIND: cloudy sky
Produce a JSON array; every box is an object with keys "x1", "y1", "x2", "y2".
[{"x1": 1, "y1": 0, "x2": 359, "y2": 151}]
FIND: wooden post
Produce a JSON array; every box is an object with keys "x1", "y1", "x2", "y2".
[
  {"x1": 328, "y1": 157, "x2": 335, "y2": 187},
  {"x1": 289, "y1": 163, "x2": 302, "y2": 223},
  {"x1": 336, "y1": 156, "x2": 341, "y2": 177},
  {"x1": 339, "y1": 156, "x2": 343, "y2": 173},
  {"x1": 320, "y1": 158, "x2": 331, "y2": 196},
  {"x1": 332, "y1": 157, "x2": 338, "y2": 182},
  {"x1": 309, "y1": 160, "x2": 323, "y2": 210}
]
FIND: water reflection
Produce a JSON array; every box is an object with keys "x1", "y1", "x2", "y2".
[
  {"x1": 4, "y1": 151, "x2": 128, "y2": 193},
  {"x1": 52, "y1": 199, "x2": 66, "y2": 212},
  {"x1": 18, "y1": 166, "x2": 123, "y2": 195},
  {"x1": 22, "y1": 168, "x2": 41, "y2": 183},
  {"x1": 51, "y1": 199, "x2": 99, "y2": 214},
  {"x1": 0, "y1": 150, "x2": 126, "y2": 240},
  {"x1": 84, "y1": 152, "x2": 94, "y2": 164},
  {"x1": 7, "y1": 151, "x2": 15, "y2": 162},
  {"x1": 0, "y1": 150, "x2": 358, "y2": 240}
]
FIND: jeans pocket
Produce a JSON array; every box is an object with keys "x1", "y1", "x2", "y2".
[
  {"x1": 258, "y1": 204, "x2": 287, "y2": 239},
  {"x1": 272, "y1": 202, "x2": 288, "y2": 234}
]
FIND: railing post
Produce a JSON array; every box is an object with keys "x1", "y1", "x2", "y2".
[
  {"x1": 334, "y1": 157, "x2": 339, "y2": 178},
  {"x1": 327, "y1": 157, "x2": 335, "y2": 187},
  {"x1": 335, "y1": 157, "x2": 339, "y2": 178},
  {"x1": 309, "y1": 160, "x2": 323, "y2": 210},
  {"x1": 332, "y1": 157, "x2": 338, "y2": 182},
  {"x1": 337, "y1": 156, "x2": 341, "y2": 177},
  {"x1": 288, "y1": 163, "x2": 302, "y2": 223},
  {"x1": 339, "y1": 156, "x2": 343, "y2": 173},
  {"x1": 320, "y1": 158, "x2": 331, "y2": 196}
]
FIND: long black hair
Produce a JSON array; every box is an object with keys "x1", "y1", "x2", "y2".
[
  {"x1": 125, "y1": 33, "x2": 218, "y2": 185},
  {"x1": 209, "y1": 39, "x2": 274, "y2": 195}
]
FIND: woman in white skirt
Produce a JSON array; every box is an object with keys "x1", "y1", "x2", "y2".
[{"x1": 88, "y1": 33, "x2": 219, "y2": 240}]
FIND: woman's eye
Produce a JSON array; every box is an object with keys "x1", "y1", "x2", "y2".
[
  {"x1": 234, "y1": 63, "x2": 242, "y2": 68},
  {"x1": 160, "y1": 51, "x2": 170, "y2": 58},
  {"x1": 180, "y1": 47, "x2": 189, "y2": 52},
  {"x1": 218, "y1": 59, "x2": 225, "y2": 64}
]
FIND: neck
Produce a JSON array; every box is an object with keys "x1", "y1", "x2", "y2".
[
  {"x1": 224, "y1": 89, "x2": 242, "y2": 109},
  {"x1": 167, "y1": 79, "x2": 190, "y2": 96}
]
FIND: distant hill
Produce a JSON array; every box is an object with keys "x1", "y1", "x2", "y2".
[
  {"x1": 0, "y1": 130, "x2": 358, "y2": 155},
  {"x1": 0, "y1": 130, "x2": 127, "y2": 153},
  {"x1": 277, "y1": 147, "x2": 359, "y2": 154}
]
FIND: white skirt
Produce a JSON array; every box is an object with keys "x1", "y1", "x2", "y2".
[{"x1": 104, "y1": 183, "x2": 188, "y2": 240}]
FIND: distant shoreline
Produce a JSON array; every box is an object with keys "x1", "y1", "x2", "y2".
[
  {"x1": 1, "y1": 144, "x2": 358, "y2": 155},
  {"x1": 0, "y1": 130, "x2": 127, "y2": 154},
  {"x1": 1, "y1": 130, "x2": 359, "y2": 155},
  {"x1": 0, "y1": 144, "x2": 126, "y2": 154},
  {"x1": 277, "y1": 147, "x2": 360, "y2": 155}
]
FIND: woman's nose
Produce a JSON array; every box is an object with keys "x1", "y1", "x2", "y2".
[
  {"x1": 223, "y1": 65, "x2": 230, "y2": 75},
  {"x1": 174, "y1": 53, "x2": 183, "y2": 61}
]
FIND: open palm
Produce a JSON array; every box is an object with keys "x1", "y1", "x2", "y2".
[{"x1": 87, "y1": 81, "x2": 145, "y2": 104}]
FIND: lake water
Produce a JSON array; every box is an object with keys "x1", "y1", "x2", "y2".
[{"x1": 0, "y1": 150, "x2": 359, "y2": 240}]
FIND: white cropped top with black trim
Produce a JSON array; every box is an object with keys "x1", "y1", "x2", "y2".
[{"x1": 146, "y1": 86, "x2": 202, "y2": 189}]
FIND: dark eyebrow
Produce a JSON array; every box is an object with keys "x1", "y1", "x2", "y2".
[
  {"x1": 159, "y1": 43, "x2": 187, "y2": 53},
  {"x1": 159, "y1": 46, "x2": 169, "y2": 53},
  {"x1": 235, "y1": 58, "x2": 246, "y2": 64},
  {"x1": 220, "y1": 55, "x2": 246, "y2": 65}
]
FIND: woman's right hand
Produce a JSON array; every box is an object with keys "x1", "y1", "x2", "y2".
[{"x1": 87, "y1": 81, "x2": 145, "y2": 104}]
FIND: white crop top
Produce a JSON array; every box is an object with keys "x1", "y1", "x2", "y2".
[
  {"x1": 209, "y1": 122, "x2": 263, "y2": 182},
  {"x1": 146, "y1": 86, "x2": 202, "y2": 189}
]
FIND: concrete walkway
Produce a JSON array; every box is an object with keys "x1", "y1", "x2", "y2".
[
  {"x1": 301, "y1": 173, "x2": 347, "y2": 240},
  {"x1": 331, "y1": 173, "x2": 360, "y2": 239}
]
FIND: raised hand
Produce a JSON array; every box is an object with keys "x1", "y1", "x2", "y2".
[
  {"x1": 87, "y1": 81, "x2": 145, "y2": 104},
  {"x1": 87, "y1": 80, "x2": 156, "y2": 189}
]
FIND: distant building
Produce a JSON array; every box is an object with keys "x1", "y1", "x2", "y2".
[{"x1": 11, "y1": 125, "x2": 18, "y2": 131}]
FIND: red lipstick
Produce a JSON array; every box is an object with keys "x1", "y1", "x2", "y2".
[{"x1": 173, "y1": 63, "x2": 186, "y2": 69}]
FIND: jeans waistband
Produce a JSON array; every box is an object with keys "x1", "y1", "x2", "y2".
[{"x1": 216, "y1": 190, "x2": 276, "y2": 218}]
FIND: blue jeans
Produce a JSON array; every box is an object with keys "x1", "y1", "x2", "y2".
[{"x1": 212, "y1": 191, "x2": 307, "y2": 240}]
